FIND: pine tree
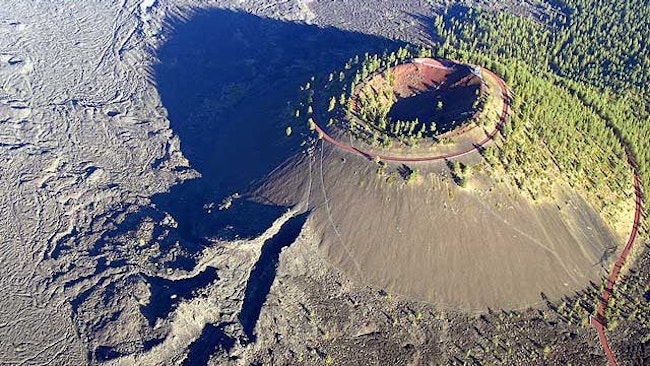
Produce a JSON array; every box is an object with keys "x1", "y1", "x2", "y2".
[{"x1": 328, "y1": 96, "x2": 337, "y2": 112}]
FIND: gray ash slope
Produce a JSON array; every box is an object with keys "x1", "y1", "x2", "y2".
[{"x1": 0, "y1": 1, "x2": 642, "y2": 366}]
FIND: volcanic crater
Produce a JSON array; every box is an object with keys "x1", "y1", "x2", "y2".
[
  {"x1": 355, "y1": 58, "x2": 486, "y2": 139},
  {"x1": 319, "y1": 57, "x2": 507, "y2": 160}
]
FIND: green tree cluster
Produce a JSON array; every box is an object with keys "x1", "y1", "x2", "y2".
[{"x1": 431, "y1": 2, "x2": 649, "y2": 227}]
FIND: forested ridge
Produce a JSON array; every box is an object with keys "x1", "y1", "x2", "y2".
[
  {"x1": 429, "y1": 0, "x2": 649, "y2": 339},
  {"x1": 435, "y1": 49, "x2": 631, "y2": 230},
  {"x1": 435, "y1": 0, "x2": 650, "y2": 92},
  {"x1": 300, "y1": 39, "x2": 634, "y2": 228},
  {"x1": 431, "y1": 0, "x2": 649, "y2": 230}
]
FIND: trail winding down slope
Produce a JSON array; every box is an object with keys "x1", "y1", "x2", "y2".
[{"x1": 592, "y1": 152, "x2": 643, "y2": 366}]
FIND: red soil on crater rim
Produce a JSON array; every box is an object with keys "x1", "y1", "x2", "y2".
[{"x1": 313, "y1": 58, "x2": 509, "y2": 162}]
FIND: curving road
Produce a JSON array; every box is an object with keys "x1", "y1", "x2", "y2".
[
  {"x1": 591, "y1": 151, "x2": 644, "y2": 366},
  {"x1": 311, "y1": 67, "x2": 510, "y2": 162}
]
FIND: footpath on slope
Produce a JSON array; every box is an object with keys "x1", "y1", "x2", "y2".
[{"x1": 591, "y1": 152, "x2": 644, "y2": 366}]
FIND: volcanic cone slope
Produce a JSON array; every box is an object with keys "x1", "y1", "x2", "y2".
[{"x1": 259, "y1": 140, "x2": 622, "y2": 311}]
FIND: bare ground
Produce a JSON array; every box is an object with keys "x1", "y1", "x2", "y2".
[{"x1": 262, "y1": 142, "x2": 623, "y2": 310}]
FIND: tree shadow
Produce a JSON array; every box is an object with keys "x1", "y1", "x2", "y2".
[{"x1": 150, "y1": 8, "x2": 399, "y2": 249}]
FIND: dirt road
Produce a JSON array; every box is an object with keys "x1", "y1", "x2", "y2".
[{"x1": 591, "y1": 152, "x2": 644, "y2": 366}]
